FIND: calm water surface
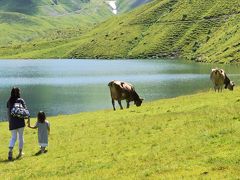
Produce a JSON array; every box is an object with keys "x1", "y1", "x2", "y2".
[{"x1": 0, "y1": 59, "x2": 239, "y2": 120}]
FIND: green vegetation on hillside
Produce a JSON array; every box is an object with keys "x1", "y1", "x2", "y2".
[
  {"x1": 67, "y1": 0, "x2": 240, "y2": 63},
  {"x1": 2, "y1": 0, "x2": 238, "y2": 63},
  {"x1": 0, "y1": 11, "x2": 105, "y2": 44},
  {"x1": 118, "y1": 0, "x2": 151, "y2": 12},
  {"x1": 0, "y1": 0, "x2": 112, "y2": 45},
  {"x1": 0, "y1": 0, "x2": 153, "y2": 57},
  {"x1": 0, "y1": 88, "x2": 240, "y2": 178}
]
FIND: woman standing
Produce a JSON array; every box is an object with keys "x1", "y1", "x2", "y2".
[{"x1": 7, "y1": 87, "x2": 30, "y2": 160}]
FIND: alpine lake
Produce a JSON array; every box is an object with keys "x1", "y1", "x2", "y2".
[{"x1": 0, "y1": 59, "x2": 239, "y2": 121}]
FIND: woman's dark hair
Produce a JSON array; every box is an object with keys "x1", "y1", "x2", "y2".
[
  {"x1": 8, "y1": 87, "x2": 20, "y2": 107},
  {"x1": 37, "y1": 111, "x2": 46, "y2": 123}
]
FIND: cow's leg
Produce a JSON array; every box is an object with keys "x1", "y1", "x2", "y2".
[
  {"x1": 112, "y1": 99, "x2": 116, "y2": 111},
  {"x1": 126, "y1": 100, "x2": 130, "y2": 108},
  {"x1": 118, "y1": 100, "x2": 123, "y2": 110}
]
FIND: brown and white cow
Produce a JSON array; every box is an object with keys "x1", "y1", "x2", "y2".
[
  {"x1": 108, "y1": 80, "x2": 143, "y2": 110},
  {"x1": 210, "y1": 68, "x2": 235, "y2": 92}
]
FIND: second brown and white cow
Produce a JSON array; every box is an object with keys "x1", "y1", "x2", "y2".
[
  {"x1": 210, "y1": 68, "x2": 235, "y2": 92},
  {"x1": 108, "y1": 80, "x2": 143, "y2": 110}
]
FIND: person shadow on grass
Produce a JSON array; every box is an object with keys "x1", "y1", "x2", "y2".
[{"x1": 35, "y1": 149, "x2": 48, "y2": 156}]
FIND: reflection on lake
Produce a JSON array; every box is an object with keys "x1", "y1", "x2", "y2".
[{"x1": 0, "y1": 59, "x2": 239, "y2": 121}]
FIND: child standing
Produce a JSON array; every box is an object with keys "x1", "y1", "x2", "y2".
[{"x1": 28, "y1": 111, "x2": 50, "y2": 154}]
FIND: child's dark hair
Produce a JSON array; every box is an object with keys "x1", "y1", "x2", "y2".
[{"x1": 38, "y1": 111, "x2": 46, "y2": 123}]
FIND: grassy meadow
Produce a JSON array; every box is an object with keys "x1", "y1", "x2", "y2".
[
  {"x1": 0, "y1": 88, "x2": 240, "y2": 179},
  {"x1": 1, "y1": 0, "x2": 240, "y2": 179}
]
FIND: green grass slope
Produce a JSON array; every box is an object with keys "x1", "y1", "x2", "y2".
[
  {"x1": 118, "y1": 0, "x2": 152, "y2": 12},
  {"x1": 3, "y1": 0, "x2": 238, "y2": 63},
  {"x1": 67, "y1": 0, "x2": 240, "y2": 63},
  {"x1": 0, "y1": 0, "x2": 112, "y2": 45},
  {"x1": 0, "y1": 0, "x2": 153, "y2": 55},
  {"x1": 0, "y1": 11, "x2": 106, "y2": 45},
  {"x1": 0, "y1": 88, "x2": 240, "y2": 178},
  {"x1": 0, "y1": 0, "x2": 100, "y2": 16},
  {"x1": 0, "y1": 0, "x2": 151, "y2": 16}
]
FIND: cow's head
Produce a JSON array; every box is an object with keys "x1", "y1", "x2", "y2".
[
  {"x1": 227, "y1": 81, "x2": 235, "y2": 91},
  {"x1": 134, "y1": 98, "x2": 144, "y2": 107}
]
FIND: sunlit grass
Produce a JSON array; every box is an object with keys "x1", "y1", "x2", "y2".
[{"x1": 0, "y1": 88, "x2": 240, "y2": 178}]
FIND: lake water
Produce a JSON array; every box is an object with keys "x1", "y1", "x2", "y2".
[{"x1": 0, "y1": 59, "x2": 239, "y2": 121}]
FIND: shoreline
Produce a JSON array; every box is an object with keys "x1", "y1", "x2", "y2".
[
  {"x1": 0, "y1": 57, "x2": 239, "y2": 64},
  {"x1": 0, "y1": 88, "x2": 218, "y2": 123}
]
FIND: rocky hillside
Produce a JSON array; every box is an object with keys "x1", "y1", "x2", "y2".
[{"x1": 67, "y1": 0, "x2": 240, "y2": 63}]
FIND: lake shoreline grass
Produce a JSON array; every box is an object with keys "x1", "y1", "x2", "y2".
[
  {"x1": 0, "y1": 87, "x2": 240, "y2": 178},
  {"x1": 0, "y1": 86, "x2": 212, "y2": 122}
]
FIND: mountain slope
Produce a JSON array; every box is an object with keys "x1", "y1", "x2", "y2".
[
  {"x1": 66, "y1": 0, "x2": 240, "y2": 63},
  {"x1": 118, "y1": 0, "x2": 151, "y2": 12},
  {"x1": 0, "y1": 0, "x2": 152, "y2": 47},
  {"x1": 4, "y1": 0, "x2": 238, "y2": 63},
  {"x1": 0, "y1": 0, "x2": 151, "y2": 16},
  {"x1": 0, "y1": 0, "x2": 93, "y2": 16},
  {"x1": 0, "y1": 0, "x2": 112, "y2": 45}
]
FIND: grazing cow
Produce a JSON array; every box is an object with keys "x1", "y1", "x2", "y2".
[
  {"x1": 108, "y1": 80, "x2": 143, "y2": 110},
  {"x1": 210, "y1": 68, "x2": 235, "y2": 92}
]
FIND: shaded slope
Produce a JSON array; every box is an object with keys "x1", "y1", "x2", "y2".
[
  {"x1": 130, "y1": 0, "x2": 151, "y2": 9},
  {"x1": 0, "y1": 0, "x2": 91, "y2": 16},
  {"x1": 0, "y1": 11, "x2": 107, "y2": 45},
  {"x1": 118, "y1": 0, "x2": 152, "y2": 12},
  {"x1": 0, "y1": 0, "x2": 152, "y2": 47},
  {"x1": 0, "y1": 0, "x2": 151, "y2": 16},
  {"x1": 0, "y1": 0, "x2": 112, "y2": 45},
  {"x1": 0, "y1": 0, "x2": 39, "y2": 15}
]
